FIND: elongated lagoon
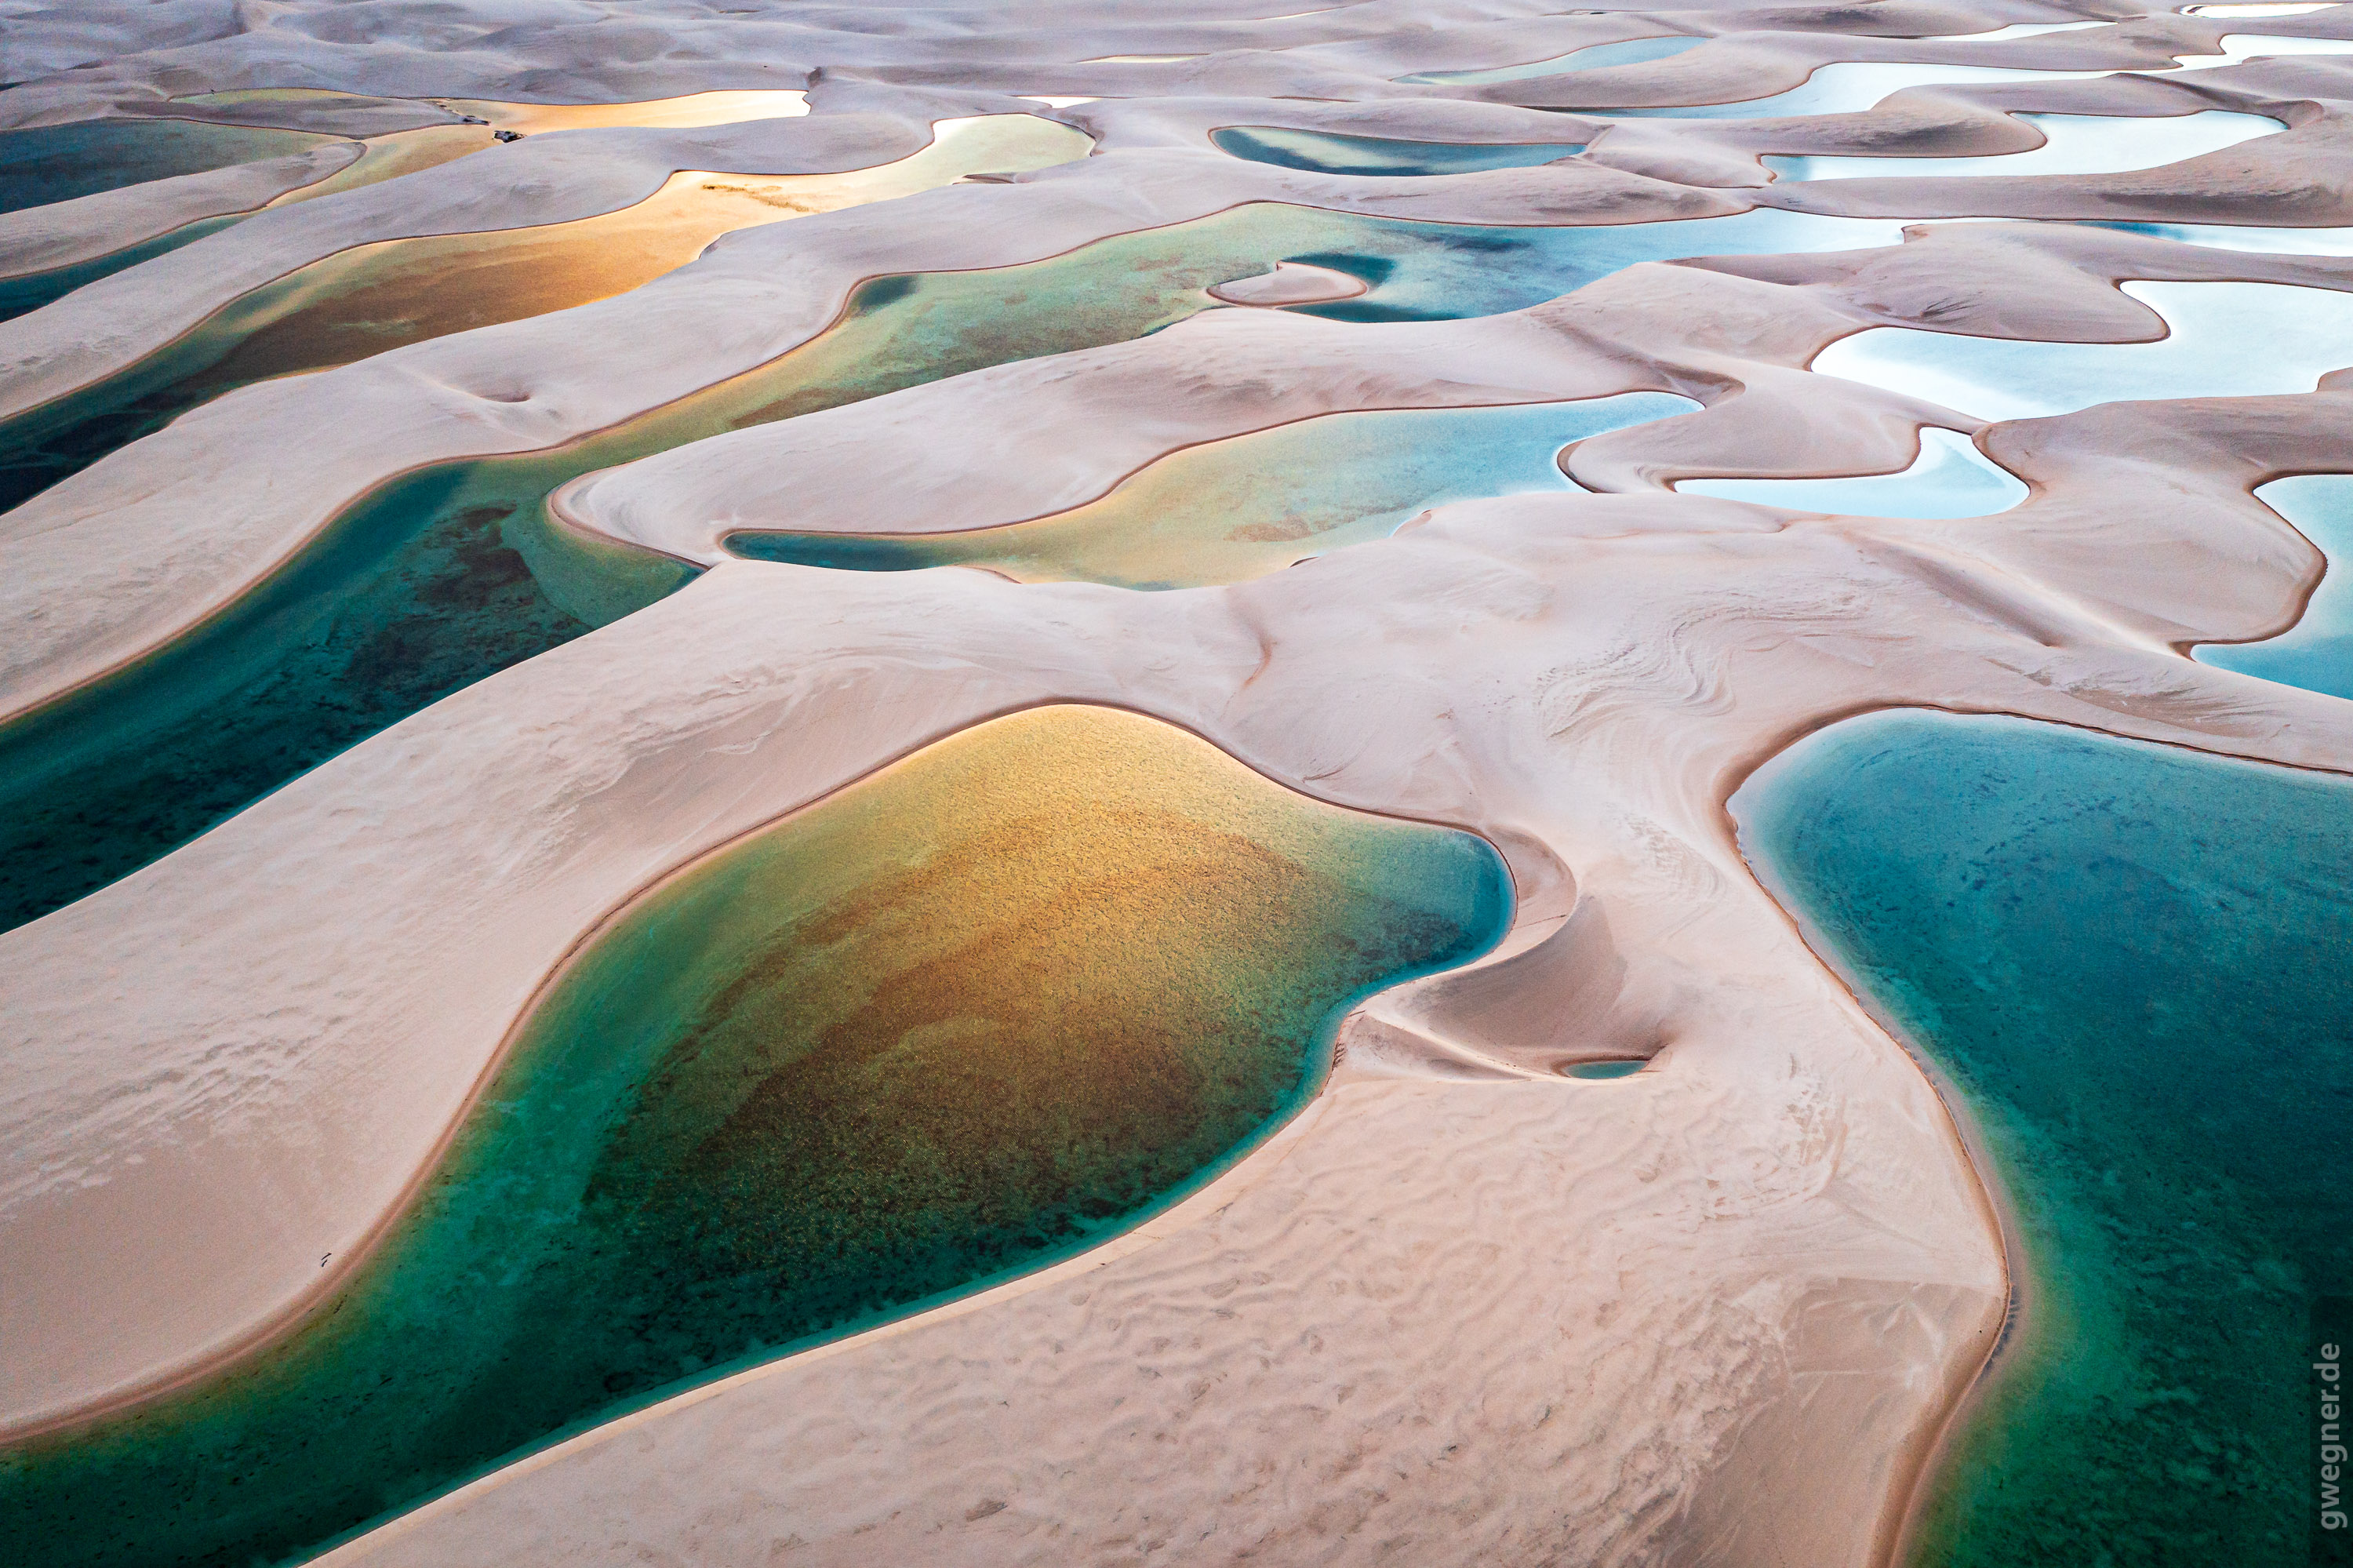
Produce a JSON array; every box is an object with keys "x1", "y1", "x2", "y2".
[
  {"x1": 0, "y1": 704, "x2": 1511, "y2": 1568},
  {"x1": 0, "y1": 202, "x2": 1893, "y2": 932},
  {"x1": 1734, "y1": 710, "x2": 2353, "y2": 1566},
  {"x1": 730, "y1": 391, "x2": 1697, "y2": 585},
  {"x1": 0, "y1": 119, "x2": 345, "y2": 214}
]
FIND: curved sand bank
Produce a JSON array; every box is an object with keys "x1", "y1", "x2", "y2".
[{"x1": 9, "y1": 3, "x2": 2353, "y2": 1564}]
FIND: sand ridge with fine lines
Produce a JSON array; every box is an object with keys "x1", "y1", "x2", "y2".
[{"x1": 6, "y1": 2, "x2": 2353, "y2": 1564}]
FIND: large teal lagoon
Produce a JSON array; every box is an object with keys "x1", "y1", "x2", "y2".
[
  {"x1": 0, "y1": 704, "x2": 1511, "y2": 1568},
  {"x1": 1735, "y1": 710, "x2": 2353, "y2": 1566}
]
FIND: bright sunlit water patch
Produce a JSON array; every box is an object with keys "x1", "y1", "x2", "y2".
[
  {"x1": 1674, "y1": 427, "x2": 2026, "y2": 518},
  {"x1": 0, "y1": 704, "x2": 1511, "y2": 1568},
  {"x1": 727, "y1": 391, "x2": 1698, "y2": 586},
  {"x1": 1810, "y1": 280, "x2": 2353, "y2": 420},
  {"x1": 1210, "y1": 125, "x2": 1584, "y2": 175},
  {"x1": 1766, "y1": 109, "x2": 2281, "y2": 182},
  {"x1": 2197, "y1": 473, "x2": 2353, "y2": 699},
  {"x1": 1735, "y1": 710, "x2": 2353, "y2": 1568}
]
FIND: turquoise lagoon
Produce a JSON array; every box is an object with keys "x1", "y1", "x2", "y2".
[
  {"x1": 1735, "y1": 710, "x2": 2353, "y2": 1566},
  {"x1": 0, "y1": 202, "x2": 1896, "y2": 931},
  {"x1": 0, "y1": 704, "x2": 1511, "y2": 1568}
]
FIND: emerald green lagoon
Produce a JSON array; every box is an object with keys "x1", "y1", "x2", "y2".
[
  {"x1": 1733, "y1": 711, "x2": 2353, "y2": 1566},
  {"x1": 0, "y1": 704, "x2": 1511, "y2": 1568},
  {"x1": 0, "y1": 202, "x2": 1891, "y2": 932}
]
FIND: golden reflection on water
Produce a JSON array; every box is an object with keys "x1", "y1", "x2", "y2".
[
  {"x1": 184, "y1": 114, "x2": 1093, "y2": 392},
  {"x1": 558, "y1": 704, "x2": 1499, "y2": 1283}
]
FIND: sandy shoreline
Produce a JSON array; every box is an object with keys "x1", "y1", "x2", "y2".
[{"x1": 7, "y1": 5, "x2": 2353, "y2": 1563}]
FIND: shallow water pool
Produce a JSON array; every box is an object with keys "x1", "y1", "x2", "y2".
[{"x1": 0, "y1": 202, "x2": 1896, "y2": 933}]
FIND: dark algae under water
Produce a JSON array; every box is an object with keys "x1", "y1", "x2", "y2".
[
  {"x1": 0, "y1": 704, "x2": 1511, "y2": 1568},
  {"x1": 0, "y1": 201, "x2": 1891, "y2": 934},
  {"x1": 1733, "y1": 711, "x2": 2353, "y2": 1566}
]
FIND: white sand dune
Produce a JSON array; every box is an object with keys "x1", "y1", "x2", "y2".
[{"x1": 7, "y1": 4, "x2": 2353, "y2": 1565}]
